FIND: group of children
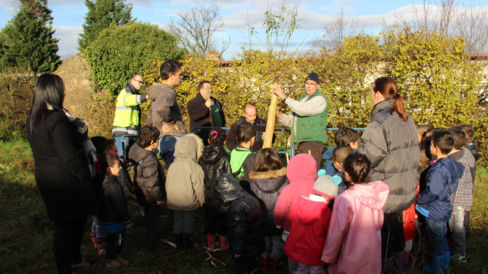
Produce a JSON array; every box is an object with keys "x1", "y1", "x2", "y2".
[{"x1": 88, "y1": 120, "x2": 478, "y2": 274}]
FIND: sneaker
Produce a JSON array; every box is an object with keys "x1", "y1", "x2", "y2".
[{"x1": 452, "y1": 255, "x2": 467, "y2": 263}]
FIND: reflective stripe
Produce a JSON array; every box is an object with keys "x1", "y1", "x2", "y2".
[
  {"x1": 116, "y1": 106, "x2": 136, "y2": 110},
  {"x1": 112, "y1": 127, "x2": 138, "y2": 135}
]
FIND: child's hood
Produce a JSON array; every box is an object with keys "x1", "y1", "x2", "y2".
[
  {"x1": 128, "y1": 143, "x2": 152, "y2": 163},
  {"x1": 348, "y1": 181, "x2": 390, "y2": 210},
  {"x1": 174, "y1": 133, "x2": 204, "y2": 161},
  {"x1": 200, "y1": 145, "x2": 226, "y2": 165},
  {"x1": 437, "y1": 157, "x2": 465, "y2": 183},
  {"x1": 286, "y1": 153, "x2": 317, "y2": 184},
  {"x1": 293, "y1": 195, "x2": 330, "y2": 224},
  {"x1": 249, "y1": 168, "x2": 287, "y2": 193}
]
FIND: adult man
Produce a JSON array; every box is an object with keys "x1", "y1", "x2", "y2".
[
  {"x1": 272, "y1": 72, "x2": 328, "y2": 168},
  {"x1": 146, "y1": 59, "x2": 186, "y2": 135},
  {"x1": 226, "y1": 103, "x2": 266, "y2": 152},
  {"x1": 112, "y1": 73, "x2": 148, "y2": 157},
  {"x1": 187, "y1": 80, "x2": 226, "y2": 144}
]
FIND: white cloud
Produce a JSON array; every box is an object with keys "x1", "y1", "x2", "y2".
[{"x1": 53, "y1": 25, "x2": 82, "y2": 60}]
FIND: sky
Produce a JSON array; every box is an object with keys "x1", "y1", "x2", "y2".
[{"x1": 0, "y1": 0, "x2": 487, "y2": 60}]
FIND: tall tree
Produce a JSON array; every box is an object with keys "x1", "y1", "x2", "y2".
[
  {"x1": 78, "y1": 0, "x2": 132, "y2": 51},
  {"x1": 0, "y1": 0, "x2": 61, "y2": 74},
  {"x1": 169, "y1": 5, "x2": 230, "y2": 58}
]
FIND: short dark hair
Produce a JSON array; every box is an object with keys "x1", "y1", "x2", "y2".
[
  {"x1": 431, "y1": 130, "x2": 454, "y2": 155},
  {"x1": 332, "y1": 146, "x2": 353, "y2": 164},
  {"x1": 344, "y1": 152, "x2": 371, "y2": 184},
  {"x1": 208, "y1": 127, "x2": 227, "y2": 146},
  {"x1": 198, "y1": 80, "x2": 211, "y2": 91},
  {"x1": 236, "y1": 122, "x2": 256, "y2": 143},
  {"x1": 90, "y1": 136, "x2": 108, "y2": 155},
  {"x1": 334, "y1": 127, "x2": 360, "y2": 146},
  {"x1": 138, "y1": 126, "x2": 160, "y2": 148},
  {"x1": 254, "y1": 148, "x2": 282, "y2": 172},
  {"x1": 458, "y1": 125, "x2": 474, "y2": 142},
  {"x1": 105, "y1": 152, "x2": 119, "y2": 169},
  {"x1": 160, "y1": 59, "x2": 182, "y2": 80},
  {"x1": 449, "y1": 128, "x2": 466, "y2": 150}
]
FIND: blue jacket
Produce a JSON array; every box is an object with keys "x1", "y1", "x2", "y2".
[{"x1": 416, "y1": 157, "x2": 464, "y2": 221}]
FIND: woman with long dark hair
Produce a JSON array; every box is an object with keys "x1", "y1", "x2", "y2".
[
  {"x1": 358, "y1": 77, "x2": 419, "y2": 273},
  {"x1": 27, "y1": 73, "x2": 96, "y2": 273}
]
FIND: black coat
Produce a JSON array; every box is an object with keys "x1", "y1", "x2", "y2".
[
  {"x1": 27, "y1": 110, "x2": 96, "y2": 222},
  {"x1": 100, "y1": 175, "x2": 131, "y2": 225},
  {"x1": 226, "y1": 117, "x2": 266, "y2": 152},
  {"x1": 187, "y1": 93, "x2": 226, "y2": 131},
  {"x1": 214, "y1": 174, "x2": 265, "y2": 256},
  {"x1": 199, "y1": 145, "x2": 231, "y2": 213}
]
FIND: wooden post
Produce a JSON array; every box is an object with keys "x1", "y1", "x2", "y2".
[{"x1": 263, "y1": 89, "x2": 278, "y2": 148}]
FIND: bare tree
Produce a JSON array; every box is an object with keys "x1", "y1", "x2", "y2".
[
  {"x1": 169, "y1": 5, "x2": 230, "y2": 58},
  {"x1": 397, "y1": 0, "x2": 488, "y2": 53},
  {"x1": 320, "y1": 9, "x2": 357, "y2": 51}
]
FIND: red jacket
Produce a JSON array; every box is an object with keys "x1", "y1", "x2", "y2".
[
  {"x1": 274, "y1": 154, "x2": 317, "y2": 231},
  {"x1": 285, "y1": 194, "x2": 332, "y2": 265}
]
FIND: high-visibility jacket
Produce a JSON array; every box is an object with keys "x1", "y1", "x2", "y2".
[{"x1": 112, "y1": 84, "x2": 146, "y2": 136}]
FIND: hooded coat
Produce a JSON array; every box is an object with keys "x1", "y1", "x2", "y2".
[
  {"x1": 166, "y1": 134, "x2": 205, "y2": 211},
  {"x1": 214, "y1": 174, "x2": 265, "y2": 256},
  {"x1": 322, "y1": 181, "x2": 390, "y2": 274},
  {"x1": 146, "y1": 83, "x2": 185, "y2": 135},
  {"x1": 274, "y1": 154, "x2": 317, "y2": 231},
  {"x1": 416, "y1": 157, "x2": 464, "y2": 221},
  {"x1": 359, "y1": 99, "x2": 419, "y2": 213},
  {"x1": 128, "y1": 143, "x2": 165, "y2": 205},
  {"x1": 285, "y1": 194, "x2": 332, "y2": 266},
  {"x1": 249, "y1": 168, "x2": 288, "y2": 235},
  {"x1": 199, "y1": 144, "x2": 232, "y2": 212}
]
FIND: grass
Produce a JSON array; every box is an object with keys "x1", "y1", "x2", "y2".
[{"x1": 0, "y1": 138, "x2": 487, "y2": 273}]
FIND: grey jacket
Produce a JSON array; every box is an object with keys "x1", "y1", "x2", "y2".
[
  {"x1": 359, "y1": 99, "x2": 419, "y2": 213},
  {"x1": 128, "y1": 144, "x2": 165, "y2": 205},
  {"x1": 146, "y1": 83, "x2": 185, "y2": 134},
  {"x1": 166, "y1": 133, "x2": 205, "y2": 211}
]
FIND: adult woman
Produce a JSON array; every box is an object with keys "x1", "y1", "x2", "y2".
[
  {"x1": 27, "y1": 74, "x2": 96, "y2": 273},
  {"x1": 358, "y1": 77, "x2": 419, "y2": 273}
]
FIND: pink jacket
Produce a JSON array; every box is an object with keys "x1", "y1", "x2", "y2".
[
  {"x1": 285, "y1": 194, "x2": 332, "y2": 265},
  {"x1": 274, "y1": 154, "x2": 317, "y2": 231},
  {"x1": 322, "y1": 181, "x2": 389, "y2": 274}
]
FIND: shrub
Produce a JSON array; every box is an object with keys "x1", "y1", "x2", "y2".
[{"x1": 84, "y1": 22, "x2": 185, "y2": 96}]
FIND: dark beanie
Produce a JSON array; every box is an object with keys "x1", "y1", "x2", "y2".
[{"x1": 305, "y1": 72, "x2": 320, "y2": 84}]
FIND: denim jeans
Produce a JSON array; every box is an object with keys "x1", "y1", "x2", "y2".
[
  {"x1": 426, "y1": 218, "x2": 449, "y2": 256},
  {"x1": 448, "y1": 206, "x2": 466, "y2": 256}
]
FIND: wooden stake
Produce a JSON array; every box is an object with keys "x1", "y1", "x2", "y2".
[{"x1": 263, "y1": 88, "x2": 278, "y2": 148}]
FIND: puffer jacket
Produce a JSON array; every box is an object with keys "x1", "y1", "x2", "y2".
[
  {"x1": 128, "y1": 144, "x2": 165, "y2": 205},
  {"x1": 274, "y1": 154, "x2": 317, "y2": 231},
  {"x1": 416, "y1": 157, "x2": 464, "y2": 221},
  {"x1": 214, "y1": 174, "x2": 265, "y2": 256},
  {"x1": 166, "y1": 134, "x2": 205, "y2": 210},
  {"x1": 359, "y1": 99, "x2": 419, "y2": 213},
  {"x1": 249, "y1": 168, "x2": 288, "y2": 235},
  {"x1": 199, "y1": 145, "x2": 232, "y2": 212}
]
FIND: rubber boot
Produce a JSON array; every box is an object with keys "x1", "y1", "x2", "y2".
[
  {"x1": 440, "y1": 250, "x2": 450, "y2": 270},
  {"x1": 207, "y1": 233, "x2": 215, "y2": 250},
  {"x1": 219, "y1": 235, "x2": 229, "y2": 251},
  {"x1": 424, "y1": 255, "x2": 443, "y2": 274}
]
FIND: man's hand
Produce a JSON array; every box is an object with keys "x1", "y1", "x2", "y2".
[
  {"x1": 271, "y1": 83, "x2": 286, "y2": 100},
  {"x1": 205, "y1": 99, "x2": 212, "y2": 108},
  {"x1": 276, "y1": 111, "x2": 282, "y2": 119}
]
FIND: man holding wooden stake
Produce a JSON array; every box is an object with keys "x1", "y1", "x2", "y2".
[{"x1": 272, "y1": 72, "x2": 328, "y2": 168}]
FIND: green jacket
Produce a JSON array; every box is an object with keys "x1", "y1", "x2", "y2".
[
  {"x1": 230, "y1": 146, "x2": 252, "y2": 178},
  {"x1": 112, "y1": 84, "x2": 146, "y2": 136},
  {"x1": 292, "y1": 91, "x2": 328, "y2": 144}
]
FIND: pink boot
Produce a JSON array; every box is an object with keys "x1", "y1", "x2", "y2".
[
  {"x1": 219, "y1": 235, "x2": 229, "y2": 250},
  {"x1": 207, "y1": 234, "x2": 216, "y2": 250}
]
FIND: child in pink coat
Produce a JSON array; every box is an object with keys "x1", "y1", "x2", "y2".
[{"x1": 322, "y1": 153, "x2": 390, "y2": 274}]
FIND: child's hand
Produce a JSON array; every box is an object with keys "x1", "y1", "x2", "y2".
[
  {"x1": 199, "y1": 202, "x2": 204, "y2": 207},
  {"x1": 126, "y1": 220, "x2": 133, "y2": 229},
  {"x1": 234, "y1": 254, "x2": 241, "y2": 258},
  {"x1": 156, "y1": 200, "x2": 164, "y2": 206}
]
